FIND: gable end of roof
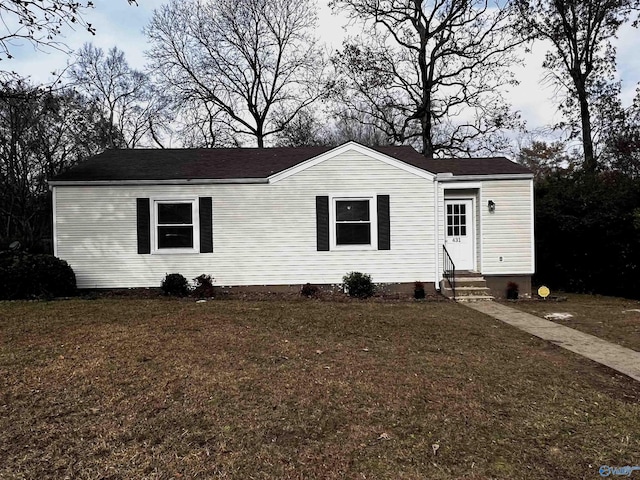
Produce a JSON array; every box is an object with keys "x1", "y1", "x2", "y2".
[{"x1": 267, "y1": 142, "x2": 436, "y2": 183}]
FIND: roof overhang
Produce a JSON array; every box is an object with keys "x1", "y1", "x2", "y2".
[
  {"x1": 48, "y1": 178, "x2": 270, "y2": 187},
  {"x1": 436, "y1": 173, "x2": 534, "y2": 182}
]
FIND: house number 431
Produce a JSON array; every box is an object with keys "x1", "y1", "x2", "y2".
[{"x1": 451, "y1": 237, "x2": 461, "y2": 242}]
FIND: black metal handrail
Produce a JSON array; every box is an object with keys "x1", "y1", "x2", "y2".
[{"x1": 442, "y1": 245, "x2": 456, "y2": 300}]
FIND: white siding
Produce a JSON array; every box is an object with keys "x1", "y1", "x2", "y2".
[
  {"x1": 436, "y1": 179, "x2": 533, "y2": 277},
  {"x1": 54, "y1": 150, "x2": 436, "y2": 288},
  {"x1": 480, "y1": 179, "x2": 534, "y2": 274}
]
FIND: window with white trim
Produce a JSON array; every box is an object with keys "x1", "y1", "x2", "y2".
[
  {"x1": 153, "y1": 200, "x2": 198, "y2": 252},
  {"x1": 334, "y1": 198, "x2": 373, "y2": 246}
]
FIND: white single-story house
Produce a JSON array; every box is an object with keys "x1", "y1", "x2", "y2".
[{"x1": 49, "y1": 142, "x2": 534, "y2": 298}]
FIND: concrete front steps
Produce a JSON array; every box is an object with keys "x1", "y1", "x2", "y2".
[{"x1": 440, "y1": 271, "x2": 494, "y2": 302}]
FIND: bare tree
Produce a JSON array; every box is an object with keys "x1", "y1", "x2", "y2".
[
  {"x1": 274, "y1": 103, "x2": 395, "y2": 147},
  {"x1": 514, "y1": 0, "x2": 640, "y2": 173},
  {"x1": 68, "y1": 44, "x2": 170, "y2": 148},
  {"x1": 330, "y1": 0, "x2": 524, "y2": 157},
  {"x1": 0, "y1": 0, "x2": 137, "y2": 60},
  {"x1": 145, "y1": 0, "x2": 326, "y2": 148},
  {"x1": 0, "y1": 75, "x2": 111, "y2": 249},
  {"x1": 175, "y1": 100, "x2": 242, "y2": 148}
]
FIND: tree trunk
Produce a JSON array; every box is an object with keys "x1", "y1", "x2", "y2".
[
  {"x1": 422, "y1": 114, "x2": 434, "y2": 158},
  {"x1": 577, "y1": 85, "x2": 596, "y2": 174},
  {"x1": 256, "y1": 121, "x2": 265, "y2": 148}
]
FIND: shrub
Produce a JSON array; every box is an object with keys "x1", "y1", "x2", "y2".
[
  {"x1": 301, "y1": 283, "x2": 320, "y2": 298},
  {"x1": 192, "y1": 274, "x2": 215, "y2": 298},
  {"x1": 343, "y1": 272, "x2": 375, "y2": 298},
  {"x1": 414, "y1": 281, "x2": 426, "y2": 299},
  {"x1": 0, "y1": 252, "x2": 76, "y2": 300},
  {"x1": 506, "y1": 281, "x2": 519, "y2": 300},
  {"x1": 161, "y1": 273, "x2": 190, "y2": 297}
]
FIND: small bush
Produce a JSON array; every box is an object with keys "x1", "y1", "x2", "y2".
[
  {"x1": 506, "y1": 281, "x2": 519, "y2": 300},
  {"x1": 343, "y1": 271, "x2": 375, "y2": 298},
  {"x1": 0, "y1": 252, "x2": 76, "y2": 300},
  {"x1": 192, "y1": 274, "x2": 215, "y2": 298},
  {"x1": 414, "y1": 281, "x2": 426, "y2": 299},
  {"x1": 161, "y1": 273, "x2": 190, "y2": 297},
  {"x1": 301, "y1": 283, "x2": 320, "y2": 298}
]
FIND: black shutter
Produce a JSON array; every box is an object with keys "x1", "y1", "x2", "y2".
[
  {"x1": 377, "y1": 195, "x2": 390, "y2": 250},
  {"x1": 316, "y1": 196, "x2": 330, "y2": 251},
  {"x1": 199, "y1": 197, "x2": 213, "y2": 253},
  {"x1": 136, "y1": 198, "x2": 151, "y2": 254}
]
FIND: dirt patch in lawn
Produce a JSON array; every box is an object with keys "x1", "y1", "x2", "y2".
[
  {"x1": 504, "y1": 293, "x2": 640, "y2": 352},
  {"x1": 1, "y1": 298, "x2": 639, "y2": 479}
]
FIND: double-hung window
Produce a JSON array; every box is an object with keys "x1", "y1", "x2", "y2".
[
  {"x1": 333, "y1": 197, "x2": 375, "y2": 248},
  {"x1": 153, "y1": 200, "x2": 198, "y2": 253}
]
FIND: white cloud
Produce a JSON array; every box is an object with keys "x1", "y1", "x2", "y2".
[
  {"x1": 614, "y1": 22, "x2": 640, "y2": 105},
  {"x1": 504, "y1": 40, "x2": 564, "y2": 129}
]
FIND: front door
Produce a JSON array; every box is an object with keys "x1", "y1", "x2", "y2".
[{"x1": 445, "y1": 199, "x2": 475, "y2": 271}]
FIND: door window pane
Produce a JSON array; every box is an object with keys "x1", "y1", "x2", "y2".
[{"x1": 447, "y1": 203, "x2": 469, "y2": 237}]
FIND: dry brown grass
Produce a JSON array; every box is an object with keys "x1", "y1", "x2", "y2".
[
  {"x1": 505, "y1": 294, "x2": 640, "y2": 352},
  {"x1": 1, "y1": 297, "x2": 639, "y2": 479}
]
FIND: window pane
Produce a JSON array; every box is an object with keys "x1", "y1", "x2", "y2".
[
  {"x1": 158, "y1": 203, "x2": 192, "y2": 224},
  {"x1": 336, "y1": 200, "x2": 369, "y2": 221},
  {"x1": 158, "y1": 226, "x2": 193, "y2": 248},
  {"x1": 461, "y1": 225, "x2": 467, "y2": 236},
  {"x1": 336, "y1": 223, "x2": 371, "y2": 245}
]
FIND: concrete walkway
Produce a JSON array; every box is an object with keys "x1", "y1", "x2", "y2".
[{"x1": 466, "y1": 301, "x2": 640, "y2": 382}]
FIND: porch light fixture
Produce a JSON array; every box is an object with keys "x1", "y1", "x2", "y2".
[{"x1": 488, "y1": 200, "x2": 496, "y2": 212}]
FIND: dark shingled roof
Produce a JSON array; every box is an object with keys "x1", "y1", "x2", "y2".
[
  {"x1": 51, "y1": 145, "x2": 531, "y2": 182},
  {"x1": 369, "y1": 146, "x2": 531, "y2": 176}
]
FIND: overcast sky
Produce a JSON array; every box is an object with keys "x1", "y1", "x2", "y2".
[{"x1": 4, "y1": 0, "x2": 640, "y2": 145}]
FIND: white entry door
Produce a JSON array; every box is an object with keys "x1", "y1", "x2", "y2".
[{"x1": 444, "y1": 199, "x2": 475, "y2": 271}]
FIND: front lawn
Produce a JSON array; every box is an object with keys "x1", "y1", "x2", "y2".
[
  {"x1": 505, "y1": 293, "x2": 640, "y2": 352},
  {"x1": 1, "y1": 298, "x2": 639, "y2": 479}
]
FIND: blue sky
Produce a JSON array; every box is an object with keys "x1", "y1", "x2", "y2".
[{"x1": 5, "y1": 0, "x2": 640, "y2": 147}]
